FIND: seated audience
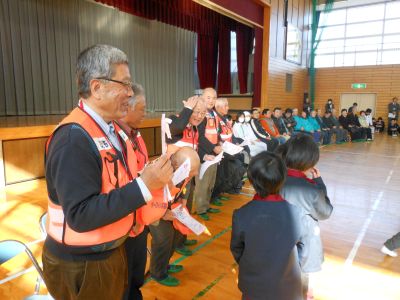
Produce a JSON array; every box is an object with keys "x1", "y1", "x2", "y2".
[
  {"x1": 322, "y1": 111, "x2": 347, "y2": 144},
  {"x1": 272, "y1": 107, "x2": 291, "y2": 140},
  {"x1": 212, "y1": 98, "x2": 246, "y2": 200},
  {"x1": 259, "y1": 109, "x2": 287, "y2": 145},
  {"x1": 294, "y1": 111, "x2": 321, "y2": 143},
  {"x1": 283, "y1": 108, "x2": 297, "y2": 135},
  {"x1": 313, "y1": 110, "x2": 332, "y2": 145},
  {"x1": 250, "y1": 108, "x2": 279, "y2": 151},
  {"x1": 358, "y1": 111, "x2": 373, "y2": 141},
  {"x1": 339, "y1": 109, "x2": 364, "y2": 141},
  {"x1": 231, "y1": 152, "x2": 303, "y2": 300},
  {"x1": 375, "y1": 117, "x2": 385, "y2": 133},
  {"x1": 387, "y1": 119, "x2": 399, "y2": 137},
  {"x1": 232, "y1": 111, "x2": 267, "y2": 156}
]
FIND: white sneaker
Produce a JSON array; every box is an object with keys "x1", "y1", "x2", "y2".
[{"x1": 381, "y1": 245, "x2": 398, "y2": 257}]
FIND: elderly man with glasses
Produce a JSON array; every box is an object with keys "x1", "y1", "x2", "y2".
[{"x1": 42, "y1": 44, "x2": 173, "y2": 300}]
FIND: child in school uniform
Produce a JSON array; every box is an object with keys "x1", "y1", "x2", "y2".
[
  {"x1": 387, "y1": 119, "x2": 399, "y2": 137},
  {"x1": 375, "y1": 117, "x2": 385, "y2": 133},
  {"x1": 230, "y1": 152, "x2": 303, "y2": 300},
  {"x1": 278, "y1": 134, "x2": 333, "y2": 300}
]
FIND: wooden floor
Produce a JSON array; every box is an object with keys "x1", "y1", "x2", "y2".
[{"x1": 1, "y1": 133, "x2": 400, "y2": 299}]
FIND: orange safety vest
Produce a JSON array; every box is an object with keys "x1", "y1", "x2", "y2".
[
  {"x1": 167, "y1": 124, "x2": 199, "y2": 155},
  {"x1": 136, "y1": 178, "x2": 190, "y2": 226},
  {"x1": 46, "y1": 107, "x2": 139, "y2": 248},
  {"x1": 204, "y1": 110, "x2": 219, "y2": 145},
  {"x1": 216, "y1": 114, "x2": 232, "y2": 142},
  {"x1": 135, "y1": 132, "x2": 148, "y2": 172}
]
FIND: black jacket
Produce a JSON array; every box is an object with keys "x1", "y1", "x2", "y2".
[
  {"x1": 167, "y1": 107, "x2": 199, "y2": 148},
  {"x1": 231, "y1": 197, "x2": 303, "y2": 300}
]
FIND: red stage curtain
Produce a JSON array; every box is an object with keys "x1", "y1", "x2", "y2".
[
  {"x1": 197, "y1": 34, "x2": 218, "y2": 89},
  {"x1": 236, "y1": 23, "x2": 254, "y2": 94},
  {"x1": 217, "y1": 25, "x2": 232, "y2": 94},
  {"x1": 253, "y1": 27, "x2": 263, "y2": 107}
]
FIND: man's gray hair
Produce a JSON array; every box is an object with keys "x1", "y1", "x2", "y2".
[
  {"x1": 129, "y1": 83, "x2": 146, "y2": 108},
  {"x1": 76, "y1": 44, "x2": 129, "y2": 98},
  {"x1": 215, "y1": 98, "x2": 228, "y2": 108}
]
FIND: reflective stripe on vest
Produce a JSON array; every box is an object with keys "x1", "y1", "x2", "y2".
[
  {"x1": 216, "y1": 114, "x2": 233, "y2": 143},
  {"x1": 46, "y1": 107, "x2": 138, "y2": 247},
  {"x1": 167, "y1": 125, "x2": 198, "y2": 155},
  {"x1": 205, "y1": 112, "x2": 218, "y2": 144},
  {"x1": 135, "y1": 133, "x2": 148, "y2": 173}
]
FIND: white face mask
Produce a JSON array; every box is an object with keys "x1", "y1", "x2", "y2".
[
  {"x1": 244, "y1": 116, "x2": 251, "y2": 123},
  {"x1": 238, "y1": 116, "x2": 245, "y2": 123}
]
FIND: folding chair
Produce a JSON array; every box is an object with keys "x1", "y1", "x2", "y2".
[
  {"x1": 0, "y1": 239, "x2": 52, "y2": 299},
  {"x1": 39, "y1": 213, "x2": 47, "y2": 238}
]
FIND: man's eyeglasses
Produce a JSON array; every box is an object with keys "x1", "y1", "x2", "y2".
[
  {"x1": 95, "y1": 77, "x2": 134, "y2": 91},
  {"x1": 193, "y1": 110, "x2": 206, "y2": 117}
]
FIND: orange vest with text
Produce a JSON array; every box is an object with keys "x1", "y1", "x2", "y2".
[
  {"x1": 167, "y1": 124, "x2": 199, "y2": 155},
  {"x1": 216, "y1": 114, "x2": 232, "y2": 142},
  {"x1": 204, "y1": 110, "x2": 219, "y2": 144},
  {"x1": 136, "y1": 178, "x2": 190, "y2": 226},
  {"x1": 46, "y1": 107, "x2": 139, "y2": 247}
]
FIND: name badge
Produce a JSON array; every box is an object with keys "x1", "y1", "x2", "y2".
[{"x1": 93, "y1": 137, "x2": 112, "y2": 151}]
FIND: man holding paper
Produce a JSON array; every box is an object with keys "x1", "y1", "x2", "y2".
[
  {"x1": 212, "y1": 98, "x2": 247, "y2": 199},
  {"x1": 194, "y1": 88, "x2": 224, "y2": 220}
]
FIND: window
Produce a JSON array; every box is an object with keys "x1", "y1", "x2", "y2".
[{"x1": 315, "y1": 1, "x2": 400, "y2": 68}]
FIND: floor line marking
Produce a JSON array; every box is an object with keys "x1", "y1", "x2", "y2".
[
  {"x1": 144, "y1": 226, "x2": 232, "y2": 285},
  {"x1": 345, "y1": 156, "x2": 399, "y2": 267},
  {"x1": 192, "y1": 273, "x2": 226, "y2": 299}
]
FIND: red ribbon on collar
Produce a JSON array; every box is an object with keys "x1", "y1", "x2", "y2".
[
  {"x1": 287, "y1": 168, "x2": 316, "y2": 185},
  {"x1": 252, "y1": 194, "x2": 285, "y2": 202}
]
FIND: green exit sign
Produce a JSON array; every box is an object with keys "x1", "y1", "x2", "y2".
[{"x1": 351, "y1": 83, "x2": 367, "y2": 89}]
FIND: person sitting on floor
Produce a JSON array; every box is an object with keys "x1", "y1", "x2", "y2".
[
  {"x1": 387, "y1": 119, "x2": 399, "y2": 137},
  {"x1": 375, "y1": 117, "x2": 385, "y2": 133}
]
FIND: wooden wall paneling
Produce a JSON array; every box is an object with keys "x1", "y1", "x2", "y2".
[
  {"x1": 314, "y1": 65, "x2": 400, "y2": 118},
  {"x1": 155, "y1": 127, "x2": 162, "y2": 156},
  {"x1": 3, "y1": 138, "x2": 47, "y2": 184},
  {"x1": 140, "y1": 128, "x2": 157, "y2": 157}
]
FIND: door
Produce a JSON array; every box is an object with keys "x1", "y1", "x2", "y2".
[{"x1": 340, "y1": 93, "x2": 377, "y2": 116}]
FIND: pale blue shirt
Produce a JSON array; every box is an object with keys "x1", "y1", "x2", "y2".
[{"x1": 81, "y1": 101, "x2": 152, "y2": 202}]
